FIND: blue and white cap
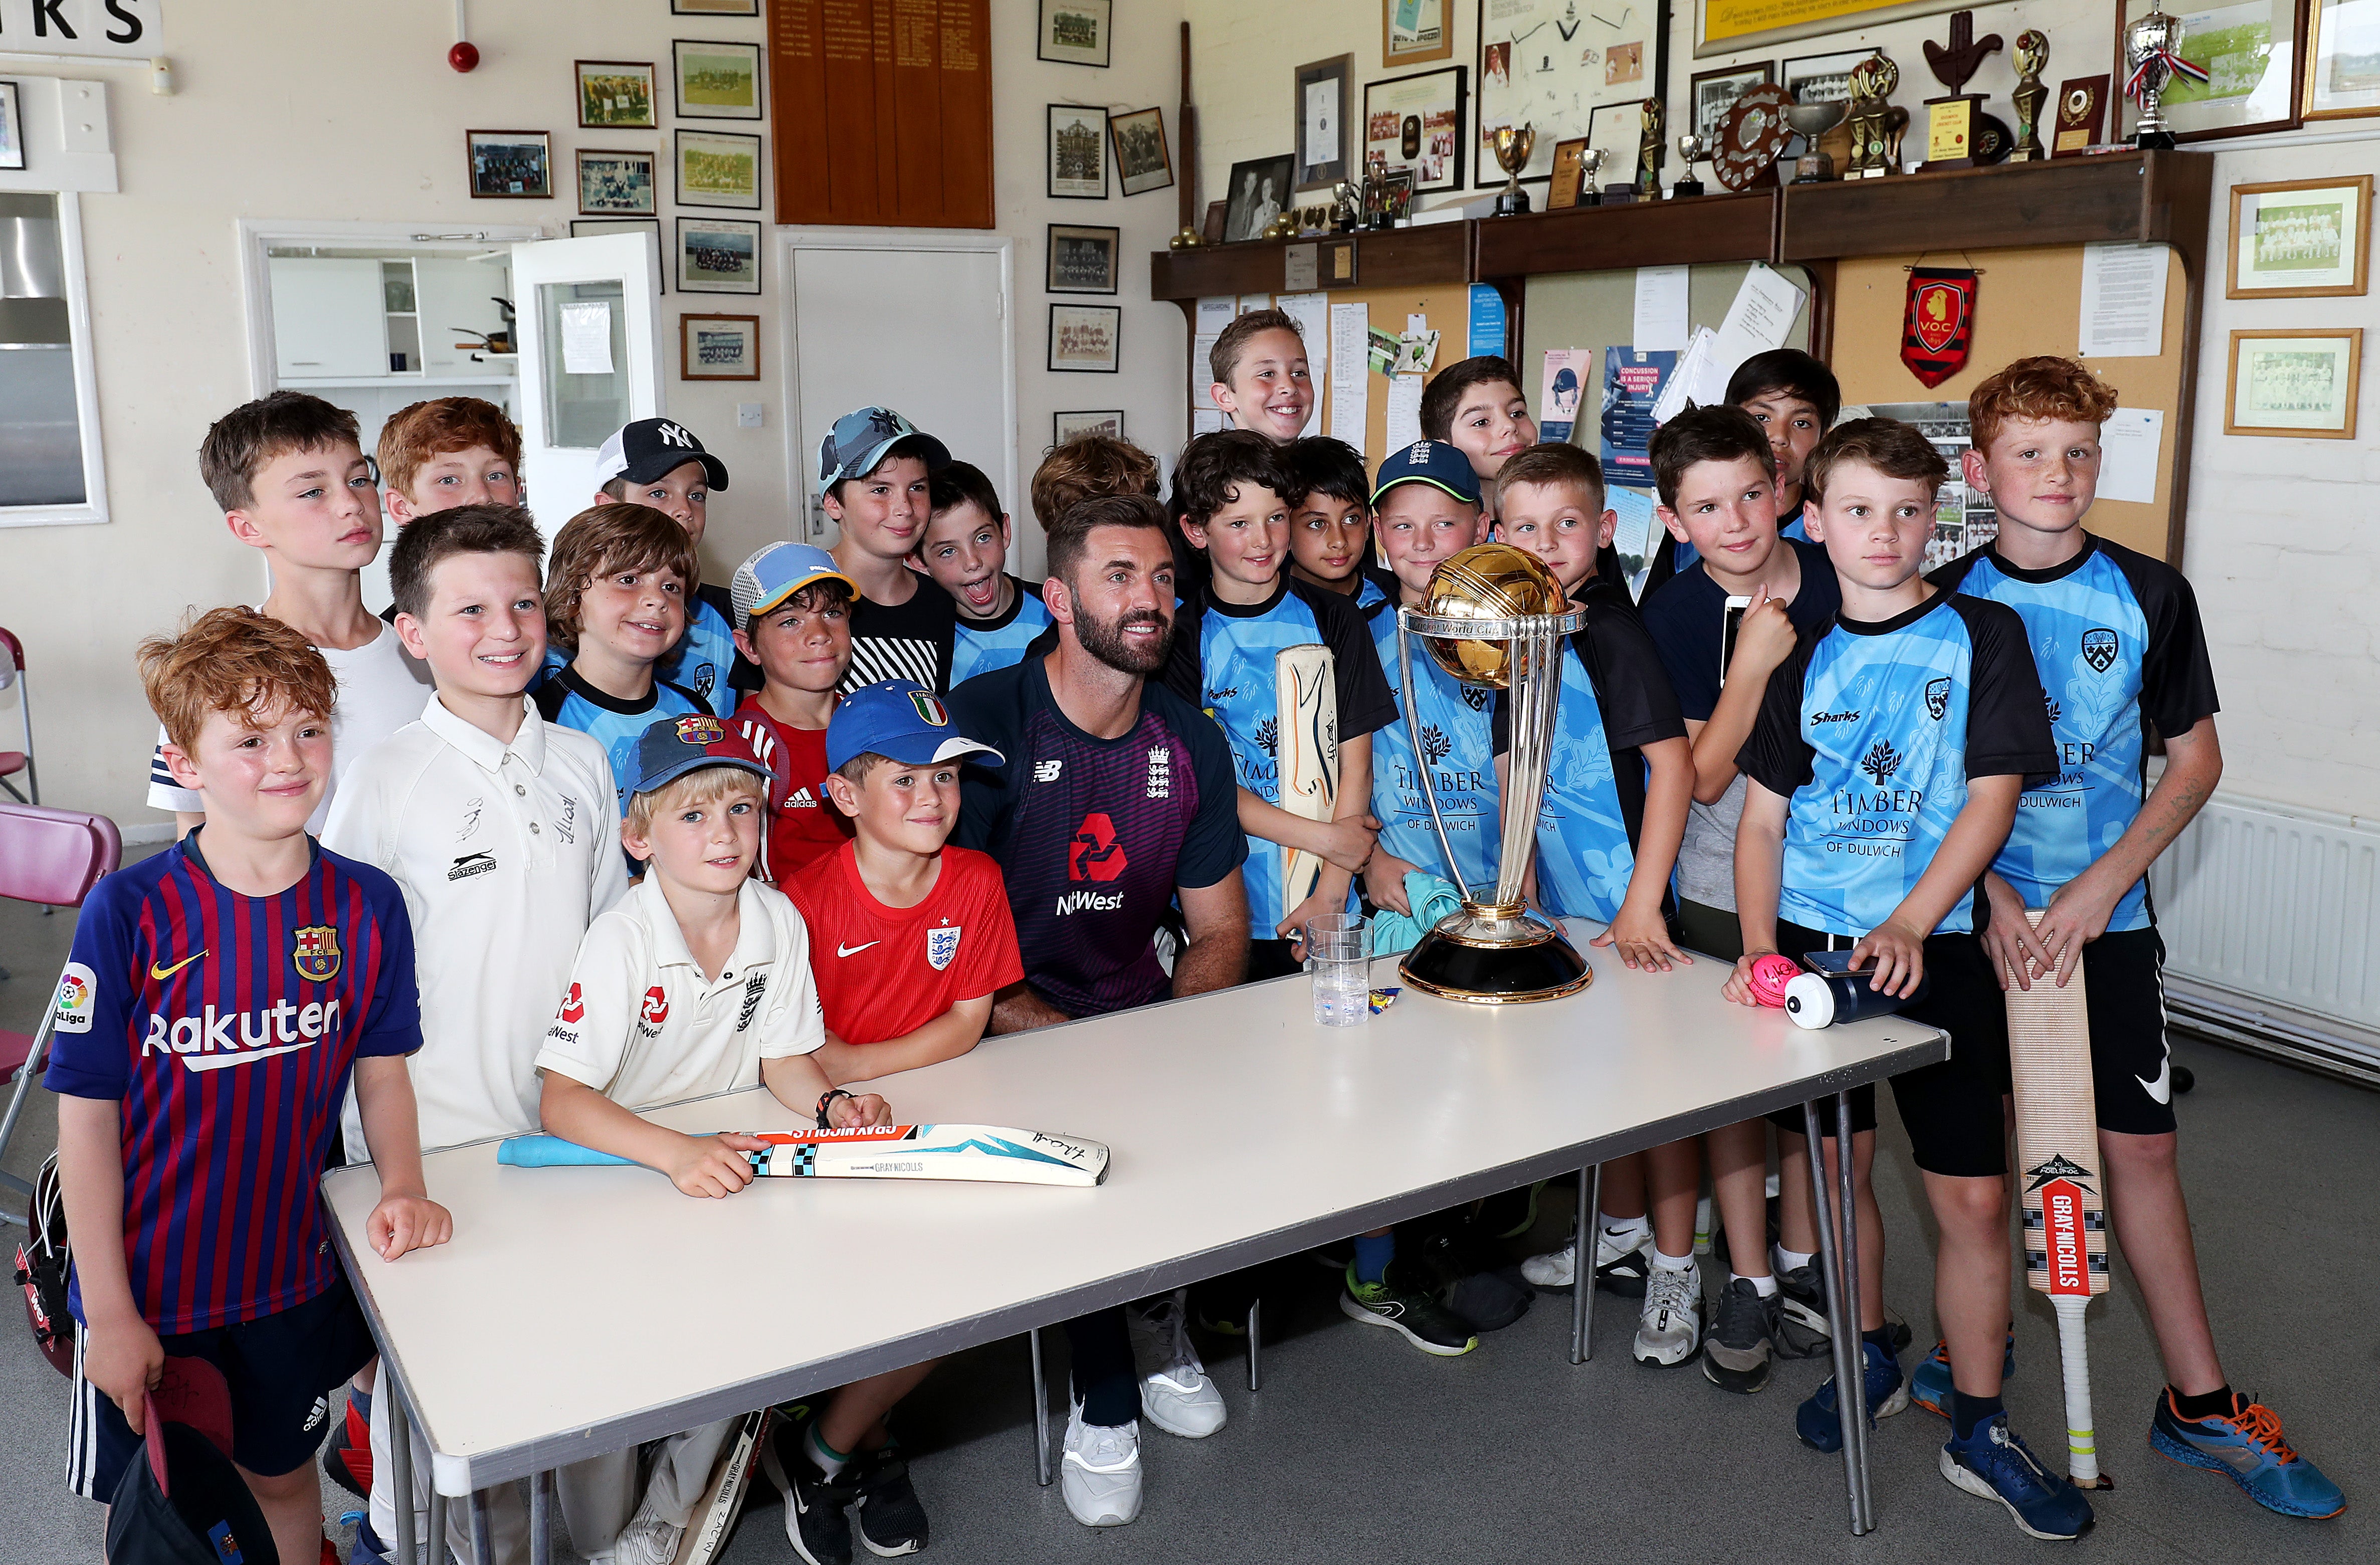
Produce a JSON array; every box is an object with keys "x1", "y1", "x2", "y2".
[{"x1": 825, "y1": 680, "x2": 1004, "y2": 773}]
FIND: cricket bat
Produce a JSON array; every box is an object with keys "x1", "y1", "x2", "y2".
[
  {"x1": 1276, "y1": 643, "x2": 1339, "y2": 914},
  {"x1": 497, "y1": 1123, "x2": 1109, "y2": 1187},
  {"x1": 2006, "y1": 908, "x2": 2113, "y2": 1489},
  {"x1": 670, "y1": 1409, "x2": 769, "y2": 1565}
]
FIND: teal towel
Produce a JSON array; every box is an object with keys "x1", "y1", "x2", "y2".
[{"x1": 1368, "y1": 872, "x2": 1467, "y2": 955}]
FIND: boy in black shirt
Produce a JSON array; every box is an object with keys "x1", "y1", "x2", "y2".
[{"x1": 820, "y1": 405, "x2": 961, "y2": 693}]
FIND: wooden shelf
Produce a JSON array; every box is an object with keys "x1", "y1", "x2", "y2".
[
  {"x1": 1779, "y1": 150, "x2": 2212, "y2": 269},
  {"x1": 1150, "y1": 221, "x2": 1473, "y2": 301},
  {"x1": 1475, "y1": 189, "x2": 1777, "y2": 279}
]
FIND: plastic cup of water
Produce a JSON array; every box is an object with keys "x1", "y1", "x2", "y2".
[{"x1": 1307, "y1": 912, "x2": 1368, "y2": 1027}]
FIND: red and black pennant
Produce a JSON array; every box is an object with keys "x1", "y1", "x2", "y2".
[{"x1": 1901, "y1": 267, "x2": 1977, "y2": 388}]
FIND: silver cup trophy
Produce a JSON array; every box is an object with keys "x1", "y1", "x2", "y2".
[
  {"x1": 1394, "y1": 543, "x2": 1591, "y2": 1003},
  {"x1": 2125, "y1": 4, "x2": 2187, "y2": 150}
]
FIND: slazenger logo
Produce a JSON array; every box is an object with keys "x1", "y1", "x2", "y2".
[
  {"x1": 53, "y1": 963, "x2": 97, "y2": 1034},
  {"x1": 1054, "y1": 888, "x2": 1124, "y2": 914},
  {"x1": 449, "y1": 851, "x2": 497, "y2": 881},
  {"x1": 142, "y1": 998, "x2": 343, "y2": 1071},
  {"x1": 1811, "y1": 709, "x2": 1861, "y2": 725}
]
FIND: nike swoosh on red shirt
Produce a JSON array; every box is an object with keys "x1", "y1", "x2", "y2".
[{"x1": 837, "y1": 941, "x2": 881, "y2": 957}]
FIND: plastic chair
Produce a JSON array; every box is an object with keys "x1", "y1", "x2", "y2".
[
  {"x1": 0, "y1": 804, "x2": 123, "y2": 1223},
  {"x1": 0, "y1": 628, "x2": 37, "y2": 806}
]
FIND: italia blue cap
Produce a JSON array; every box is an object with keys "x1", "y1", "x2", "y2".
[
  {"x1": 826, "y1": 680, "x2": 1004, "y2": 773},
  {"x1": 818, "y1": 406, "x2": 953, "y2": 491},
  {"x1": 624, "y1": 712, "x2": 774, "y2": 797},
  {"x1": 1370, "y1": 439, "x2": 1482, "y2": 507}
]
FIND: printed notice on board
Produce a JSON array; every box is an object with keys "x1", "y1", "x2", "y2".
[
  {"x1": 560, "y1": 301, "x2": 615, "y2": 376},
  {"x1": 1329, "y1": 301, "x2": 1370, "y2": 453},
  {"x1": 2078, "y1": 244, "x2": 2168, "y2": 359},
  {"x1": 1278, "y1": 293, "x2": 1333, "y2": 437}
]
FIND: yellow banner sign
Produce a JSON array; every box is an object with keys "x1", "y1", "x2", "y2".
[{"x1": 1700, "y1": 0, "x2": 1967, "y2": 52}]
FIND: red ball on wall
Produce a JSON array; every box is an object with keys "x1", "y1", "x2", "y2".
[{"x1": 449, "y1": 41, "x2": 480, "y2": 73}]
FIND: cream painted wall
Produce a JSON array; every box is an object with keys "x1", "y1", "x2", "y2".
[{"x1": 0, "y1": 0, "x2": 1185, "y2": 831}]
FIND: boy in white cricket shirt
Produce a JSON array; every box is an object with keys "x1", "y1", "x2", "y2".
[
  {"x1": 537, "y1": 714, "x2": 891, "y2": 1565},
  {"x1": 321, "y1": 504, "x2": 630, "y2": 1565}
]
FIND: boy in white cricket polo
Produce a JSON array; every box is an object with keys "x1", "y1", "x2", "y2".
[
  {"x1": 322, "y1": 504, "x2": 630, "y2": 1565},
  {"x1": 537, "y1": 713, "x2": 891, "y2": 1565}
]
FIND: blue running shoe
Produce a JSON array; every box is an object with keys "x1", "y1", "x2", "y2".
[
  {"x1": 2150, "y1": 1391, "x2": 2344, "y2": 1519},
  {"x1": 1910, "y1": 1331, "x2": 2017, "y2": 1419},
  {"x1": 1940, "y1": 1414, "x2": 2095, "y2": 1540},
  {"x1": 1796, "y1": 1339, "x2": 1910, "y2": 1453}
]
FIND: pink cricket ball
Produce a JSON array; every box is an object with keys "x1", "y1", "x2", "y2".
[{"x1": 1748, "y1": 953, "x2": 1801, "y2": 1008}]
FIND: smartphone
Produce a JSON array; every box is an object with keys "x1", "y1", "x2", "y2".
[{"x1": 1720, "y1": 596, "x2": 1752, "y2": 689}]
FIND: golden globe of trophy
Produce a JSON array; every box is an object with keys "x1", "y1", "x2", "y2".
[
  {"x1": 1491, "y1": 123, "x2": 1536, "y2": 217},
  {"x1": 1394, "y1": 543, "x2": 1591, "y2": 1003}
]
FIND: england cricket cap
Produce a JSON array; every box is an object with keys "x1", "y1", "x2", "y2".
[
  {"x1": 1370, "y1": 440, "x2": 1482, "y2": 507},
  {"x1": 826, "y1": 680, "x2": 1004, "y2": 773},
  {"x1": 818, "y1": 406, "x2": 952, "y2": 491},
  {"x1": 624, "y1": 712, "x2": 774, "y2": 797},
  {"x1": 730, "y1": 542, "x2": 854, "y2": 626},
  {"x1": 102, "y1": 1357, "x2": 274, "y2": 1565},
  {"x1": 594, "y1": 418, "x2": 731, "y2": 491}
]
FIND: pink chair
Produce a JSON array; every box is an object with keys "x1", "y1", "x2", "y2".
[
  {"x1": 0, "y1": 628, "x2": 37, "y2": 805},
  {"x1": 0, "y1": 804, "x2": 123, "y2": 1222}
]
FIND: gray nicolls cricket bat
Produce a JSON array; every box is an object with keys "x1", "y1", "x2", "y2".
[
  {"x1": 670, "y1": 1408, "x2": 770, "y2": 1565},
  {"x1": 1276, "y1": 643, "x2": 1339, "y2": 913},
  {"x1": 2007, "y1": 907, "x2": 2113, "y2": 1489},
  {"x1": 498, "y1": 1124, "x2": 1109, "y2": 1187}
]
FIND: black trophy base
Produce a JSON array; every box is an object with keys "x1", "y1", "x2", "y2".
[
  {"x1": 1673, "y1": 176, "x2": 1705, "y2": 198},
  {"x1": 1494, "y1": 187, "x2": 1533, "y2": 217},
  {"x1": 2133, "y1": 129, "x2": 2177, "y2": 150},
  {"x1": 1400, "y1": 925, "x2": 1592, "y2": 1005}
]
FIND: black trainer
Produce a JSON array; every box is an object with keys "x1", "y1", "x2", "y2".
[
  {"x1": 854, "y1": 1445, "x2": 928, "y2": 1558},
  {"x1": 1776, "y1": 1264, "x2": 1833, "y2": 1359},
  {"x1": 1702, "y1": 1277, "x2": 1781, "y2": 1394},
  {"x1": 760, "y1": 1418, "x2": 859, "y2": 1565}
]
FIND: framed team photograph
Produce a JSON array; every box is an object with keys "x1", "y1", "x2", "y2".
[
  {"x1": 1362, "y1": 65, "x2": 1466, "y2": 193},
  {"x1": 677, "y1": 217, "x2": 762, "y2": 294},
  {"x1": 2229, "y1": 174, "x2": 2370, "y2": 298},
  {"x1": 1383, "y1": 0, "x2": 1452, "y2": 68},
  {"x1": 672, "y1": 0, "x2": 760, "y2": 13},
  {"x1": 674, "y1": 39, "x2": 763, "y2": 120},
  {"x1": 1048, "y1": 104, "x2": 1110, "y2": 200},
  {"x1": 676, "y1": 129, "x2": 763, "y2": 210},
  {"x1": 681, "y1": 313, "x2": 761, "y2": 380},
  {"x1": 2308, "y1": 0, "x2": 2380, "y2": 119},
  {"x1": 1047, "y1": 224, "x2": 1120, "y2": 294},
  {"x1": 1039, "y1": 0, "x2": 1112, "y2": 68},
  {"x1": 1781, "y1": 48, "x2": 1873, "y2": 110},
  {"x1": 1295, "y1": 54, "x2": 1355, "y2": 195},
  {"x1": 1110, "y1": 107, "x2": 1173, "y2": 197},
  {"x1": 1690, "y1": 61, "x2": 1773, "y2": 143},
  {"x1": 1054, "y1": 410, "x2": 1125, "y2": 444},
  {"x1": 575, "y1": 61, "x2": 656, "y2": 129},
  {"x1": 570, "y1": 218, "x2": 665, "y2": 291},
  {"x1": 1222, "y1": 152, "x2": 1294, "y2": 241},
  {"x1": 466, "y1": 130, "x2": 552, "y2": 199},
  {"x1": 0, "y1": 81, "x2": 22, "y2": 172},
  {"x1": 1049, "y1": 304, "x2": 1120, "y2": 373},
  {"x1": 2225, "y1": 328, "x2": 2362, "y2": 439},
  {"x1": 576, "y1": 148, "x2": 657, "y2": 215}
]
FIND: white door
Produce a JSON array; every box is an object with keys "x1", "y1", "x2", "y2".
[
  {"x1": 511, "y1": 232, "x2": 665, "y2": 523},
  {"x1": 786, "y1": 246, "x2": 1018, "y2": 568}
]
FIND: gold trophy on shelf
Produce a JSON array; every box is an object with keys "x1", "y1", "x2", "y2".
[
  {"x1": 1844, "y1": 52, "x2": 1910, "y2": 178},
  {"x1": 1394, "y1": 544, "x2": 1591, "y2": 1004},
  {"x1": 2010, "y1": 30, "x2": 2051, "y2": 161},
  {"x1": 1491, "y1": 123, "x2": 1537, "y2": 216}
]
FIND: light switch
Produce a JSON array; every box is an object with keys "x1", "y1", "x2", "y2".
[
  {"x1": 59, "y1": 82, "x2": 111, "y2": 154},
  {"x1": 737, "y1": 403, "x2": 763, "y2": 428}
]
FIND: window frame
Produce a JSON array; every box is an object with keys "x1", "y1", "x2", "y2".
[{"x1": 0, "y1": 191, "x2": 107, "y2": 529}]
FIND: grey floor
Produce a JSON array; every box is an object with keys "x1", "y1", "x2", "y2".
[{"x1": 5, "y1": 855, "x2": 2375, "y2": 1564}]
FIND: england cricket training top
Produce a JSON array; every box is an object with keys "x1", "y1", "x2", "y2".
[
  {"x1": 1738, "y1": 594, "x2": 2055, "y2": 938},
  {"x1": 1188, "y1": 576, "x2": 1398, "y2": 934},
  {"x1": 732, "y1": 695, "x2": 854, "y2": 883},
  {"x1": 844, "y1": 576, "x2": 959, "y2": 695},
  {"x1": 951, "y1": 576, "x2": 1056, "y2": 687},
  {"x1": 786, "y1": 842, "x2": 1023, "y2": 1045},
  {"x1": 535, "y1": 667, "x2": 711, "y2": 817},
  {"x1": 1931, "y1": 535, "x2": 2218, "y2": 931},
  {"x1": 951, "y1": 655, "x2": 1246, "y2": 1018},
  {"x1": 1492, "y1": 579, "x2": 1687, "y2": 923},
  {"x1": 1369, "y1": 599, "x2": 1501, "y2": 894},
  {"x1": 45, "y1": 835, "x2": 421, "y2": 1334}
]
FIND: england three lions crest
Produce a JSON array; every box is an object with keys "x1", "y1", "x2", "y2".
[
  {"x1": 291, "y1": 925, "x2": 342, "y2": 983},
  {"x1": 926, "y1": 923, "x2": 962, "y2": 971}
]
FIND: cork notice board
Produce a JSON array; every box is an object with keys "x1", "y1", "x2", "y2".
[
  {"x1": 770, "y1": 0, "x2": 993, "y2": 228},
  {"x1": 1829, "y1": 247, "x2": 2190, "y2": 563},
  {"x1": 1209, "y1": 284, "x2": 1476, "y2": 462}
]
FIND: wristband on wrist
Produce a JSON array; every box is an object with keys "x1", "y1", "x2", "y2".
[{"x1": 815, "y1": 1089, "x2": 855, "y2": 1129}]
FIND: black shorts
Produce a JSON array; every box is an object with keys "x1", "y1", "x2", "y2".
[
  {"x1": 1886, "y1": 931, "x2": 2015, "y2": 1178},
  {"x1": 69, "y1": 1277, "x2": 375, "y2": 1500},
  {"x1": 1760, "y1": 920, "x2": 1879, "y2": 1139},
  {"x1": 2073, "y1": 927, "x2": 2179, "y2": 1138}
]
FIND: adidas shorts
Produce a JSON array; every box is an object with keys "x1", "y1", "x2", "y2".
[{"x1": 69, "y1": 1277, "x2": 374, "y2": 1501}]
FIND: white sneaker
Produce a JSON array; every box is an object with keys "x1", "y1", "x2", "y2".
[
  {"x1": 1519, "y1": 1222, "x2": 1651, "y2": 1288},
  {"x1": 1127, "y1": 1291, "x2": 1226, "y2": 1438},
  {"x1": 1633, "y1": 1261, "x2": 1703, "y2": 1366},
  {"x1": 1060, "y1": 1401, "x2": 1143, "y2": 1527},
  {"x1": 613, "y1": 1490, "x2": 683, "y2": 1565}
]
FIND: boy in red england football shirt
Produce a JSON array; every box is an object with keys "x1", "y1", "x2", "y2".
[
  {"x1": 773, "y1": 678, "x2": 1021, "y2": 1557},
  {"x1": 728, "y1": 542, "x2": 859, "y2": 882}
]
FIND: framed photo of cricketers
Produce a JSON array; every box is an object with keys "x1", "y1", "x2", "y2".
[
  {"x1": 1054, "y1": 410, "x2": 1125, "y2": 444},
  {"x1": 677, "y1": 129, "x2": 763, "y2": 210},
  {"x1": 1049, "y1": 304, "x2": 1120, "y2": 373},
  {"x1": 673, "y1": 39, "x2": 763, "y2": 120},
  {"x1": 1047, "y1": 224, "x2": 1119, "y2": 294},
  {"x1": 1048, "y1": 105, "x2": 1110, "y2": 200},
  {"x1": 2113, "y1": 0, "x2": 2305, "y2": 142},
  {"x1": 2224, "y1": 328, "x2": 2361, "y2": 439},
  {"x1": 681, "y1": 313, "x2": 760, "y2": 380},
  {"x1": 1111, "y1": 107, "x2": 1174, "y2": 196},
  {"x1": 2228, "y1": 174, "x2": 2370, "y2": 298},
  {"x1": 1039, "y1": 0, "x2": 1112, "y2": 68},
  {"x1": 576, "y1": 149, "x2": 657, "y2": 215},
  {"x1": 467, "y1": 130, "x2": 552, "y2": 199},
  {"x1": 576, "y1": 61, "x2": 656, "y2": 129},
  {"x1": 677, "y1": 217, "x2": 762, "y2": 294}
]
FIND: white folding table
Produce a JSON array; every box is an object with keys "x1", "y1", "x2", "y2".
[{"x1": 323, "y1": 930, "x2": 1943, "y2": 1559}]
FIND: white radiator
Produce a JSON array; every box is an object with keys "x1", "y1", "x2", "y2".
[{"x1": 2149, "y1": 792, "x2": 2380, "y2": 1084}]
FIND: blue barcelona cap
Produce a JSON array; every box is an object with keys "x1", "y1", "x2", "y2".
[
  {"x1": 1370, "y1": 439, "x2": 1482, "y2": 507},
  {"x1": 624, "y1": 712, "x2": 775, "y2": 798},
  {"x1": 826, "y1": 680, "x2": 1005, "y2": 773}
]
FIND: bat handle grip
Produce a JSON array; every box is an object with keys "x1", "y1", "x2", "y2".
[{"x1": 2052, "y1": 1294, "x2": 2111, "y2": 1489}]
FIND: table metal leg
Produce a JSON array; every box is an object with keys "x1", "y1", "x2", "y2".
[
  {"x1": 1029, "y1": 1327, "x2": 1051, "y2": 1487},
  {"x1": 427, "y1": 1490, "x2": 449, "y2": 1565},
  {"x1": 390, "y1": 1388, "x2": 418, "y2": 1565},
  {"x1": 528, "y1": 1469, "x2": 552, "y2": 1565},
  {"x1": 1245, "y1": 1296, "x2": 1262, "y2": 1392},
  {"x1": 470, "y1": 1490, "x2": 494, "y2": 1565},
  {"x1": 1570, "y1": 1164, "x2": 1601, "y2": 1364},
  {"x1": 1836, "y1": 1092, "x2": 1875, "y2": 1534},
  {"x1": 1803, "y1": 1102, "x2": 1866, "y2": 1536}
]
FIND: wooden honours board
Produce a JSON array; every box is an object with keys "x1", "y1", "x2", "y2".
[{"x1": 770, "y1": 0, "x2": 993, "y2": 229}]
